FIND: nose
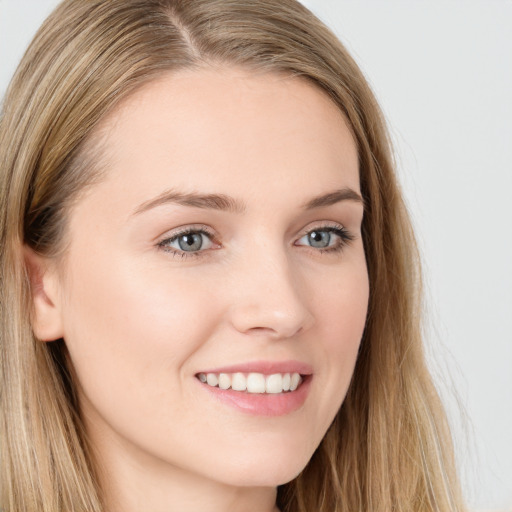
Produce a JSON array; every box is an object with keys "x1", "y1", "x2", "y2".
[{"x1": 227, "y1": 245, "x2": 314, "y2": 340}]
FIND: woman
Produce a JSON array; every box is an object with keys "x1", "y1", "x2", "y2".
[{"x1": 0, "y1": 1, "x2": 465, "y2": 511}]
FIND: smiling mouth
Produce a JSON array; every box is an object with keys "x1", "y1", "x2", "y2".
[{"x1": 196, "y1": 372, "x2": 304, "y2": 394}]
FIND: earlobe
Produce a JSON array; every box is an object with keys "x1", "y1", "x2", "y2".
[{"x1": 23, "y1": 246, "x2": 64, "y2": 342}]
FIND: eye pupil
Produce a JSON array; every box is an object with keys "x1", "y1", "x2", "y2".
[
  {"x1": 308, "y1": 230, "x2": 331, "y2": 248},
  {"x1": 178, "y1": 233, "x2": 203, "y2": 251}
]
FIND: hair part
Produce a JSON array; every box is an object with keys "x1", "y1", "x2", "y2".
[{"x1": 0, "y1": 1, "x2": 464, "y2": 511}]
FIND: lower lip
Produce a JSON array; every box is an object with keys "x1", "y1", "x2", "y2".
[{"x1": 197, "y1": 376, "x2": 312, "y2": 417}]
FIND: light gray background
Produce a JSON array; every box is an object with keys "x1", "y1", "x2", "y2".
[{"x1": 1, "y1": 1, "x2": 511, "y2": 510}]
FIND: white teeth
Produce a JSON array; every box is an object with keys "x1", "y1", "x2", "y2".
[
  {"x1": 265, "y1": 373, "x2": 283, "y2": 394},
  {"x1": 218, "y1": 373, "x2": 231, "y2": 390},
  {"x1": 247, "y1": 373, "x2": 266, "y2": 393},
  {"x1": 231, "y1": 372, "x2": 247, "y2": 391},
  {"x1": 290, "y1": 373, "x2": 301, "y2": 391},
  {"x1": 282, "y1": 373, "x2": 291, "y2": 391},
  {"x1": 206, "y1": 373, "x2": 218, "y2": 387},
  {"x1": 198, "y1": 371, "x2": 303, "y2": 394}
]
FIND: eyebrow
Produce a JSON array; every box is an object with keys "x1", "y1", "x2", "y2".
[
  {"x1": 132, "y1": 187, "x2": 364, "y2": 216},
  {"x1": 301, "y1": 188, "x2": 364, "y2": 210},
  {"x1": 133, "y1": 190, "x2": 245, "y2": 215}
]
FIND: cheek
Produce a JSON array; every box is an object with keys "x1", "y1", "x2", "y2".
[
  {"x1": 313, "y1": 249, "x2": 369, "y2": 349},
  {"x1": 323, "y1": 274, "x2": 368, "y2": 354},
  {"x1": 60, "y1": 253, "x2": 220, "y2": 419},
  {"x1": 307, "y1": 256, "x2": 369, "y2": 432}
]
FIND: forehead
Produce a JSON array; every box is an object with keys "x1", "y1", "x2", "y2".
[{"x1": 86, "y1": 66, "x2": 360, "y2": 211}]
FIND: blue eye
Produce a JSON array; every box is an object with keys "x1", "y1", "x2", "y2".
[
  {"x1": 159, "y1": 229, "x2": 214, "y2": 255},
  {"x1": 176, "y1": 232, "x2": 204, "y2": 251},
  {"x1": 306, "y1": 230, "x2": 332, "y2": 248},
  {"x1": 296, "y1": 226, "x2": 353, "y2": 252}
]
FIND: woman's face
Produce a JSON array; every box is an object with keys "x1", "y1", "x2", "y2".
[{"x1": 43, "y1": 68, "x2": 368, "y2": 489}]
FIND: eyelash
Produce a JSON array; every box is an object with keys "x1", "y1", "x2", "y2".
[
  {"x1": 157, "y1": 224, "x2": 355, "y2": 259},
  {"x1": 157, "y1": 227, "x2": 218, "y2": 259}
]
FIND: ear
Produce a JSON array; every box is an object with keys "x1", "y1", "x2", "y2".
[{"x1": 23, "y1": 246, "x2": 65, "y2": 342}]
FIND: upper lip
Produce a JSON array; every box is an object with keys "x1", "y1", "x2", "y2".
[{"x1": 197, "y1": 360, "x2": 313, "y2": 376}]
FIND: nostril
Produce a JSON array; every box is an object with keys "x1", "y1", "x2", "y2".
[{"x1": 247, "y1": 326, "x2": 277, "y2": 335}]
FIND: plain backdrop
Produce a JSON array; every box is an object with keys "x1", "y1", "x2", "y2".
[{"x1": 1, "y1": 1, "x2": 511, "y2": 510}]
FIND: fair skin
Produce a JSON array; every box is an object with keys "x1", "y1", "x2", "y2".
[{"x1": 30, "y1": 67, "x2": 368, "y2": 512}]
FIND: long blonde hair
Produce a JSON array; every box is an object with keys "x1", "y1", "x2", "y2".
[{"x1": 0, "y1": 1, "x2": 464, "y2": 510}]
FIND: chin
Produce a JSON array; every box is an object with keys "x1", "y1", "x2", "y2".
[
  {"x1": 221, "y1": 466, "x2": 305, "y2": 488},
  {"x1": 206, "y1": 443, "x2": 315, "y2": 488}
]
